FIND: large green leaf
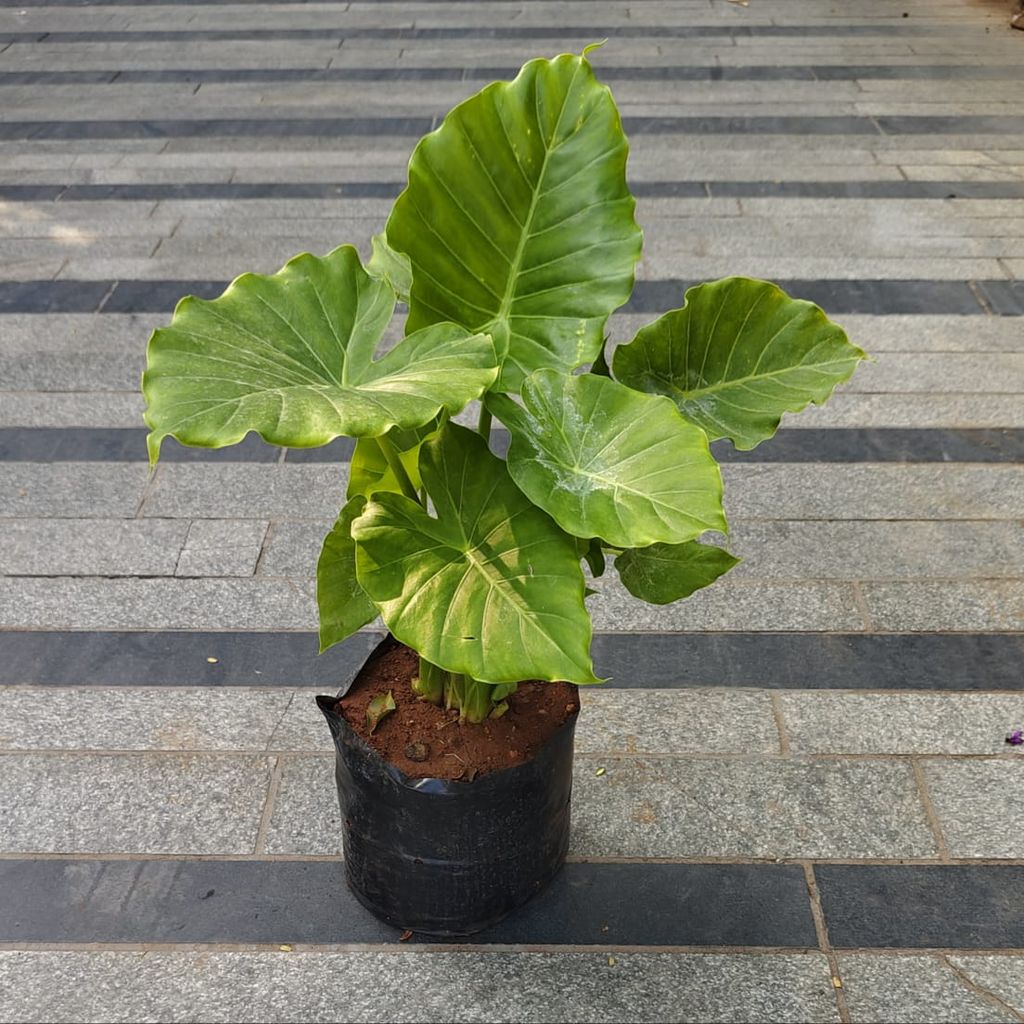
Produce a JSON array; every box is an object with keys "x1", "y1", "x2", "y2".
[
  {"x1": 616, "y1": 541, "x2": 739, "y2": 605},
  {"x1": 487, "y1": 370, "x2": 727, "y2": 549},
  {"x1": 613, "y1": 278, "x2": 866, "y2": 451},
  {"x1": 351, "y1": 423, "x2": 598, "y2": 685},
  {"x1": 143, "y1": 245, "x2": 498, "y2": 462},
  {"x1": 386, "y1": 52, "x2": 642, "y2": 393},
  {"x1": 317, "y1": 495, "x2": 378, "y2": 653}
]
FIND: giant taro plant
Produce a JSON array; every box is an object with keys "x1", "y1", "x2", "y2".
[{"x1": 143, "y1": 51, "x2": 866, "y2": 722}]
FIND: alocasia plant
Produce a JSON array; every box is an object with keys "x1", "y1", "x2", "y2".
[{"x1": 143, "y1": 50, "x2": 865, "y2": 722}]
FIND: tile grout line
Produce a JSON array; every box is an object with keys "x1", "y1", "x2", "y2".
[
  {"x1": 4, "y1": 852, "x2": 1024, "y2": 867},
  {"x1": 769, "y1": 692, "x2": 792, "y2": 756},
  {"x1": 251, "y1": 755, "x2": 284, "y2": 856},
  {"x1": 849, "y1": 581, "x2": 876, "y2": 632},
  {"x1": 939, "y1": 954, "x2": 1024, "y2": 1022},
  {"x1": 0, "y1": 941, "x2": 1022, "y2": 957},
  {"x1": 801, "y1": 862, "x2": 851, "y2": 1023},
  {"x1": 911, "y1": 758, "x2": 953, "y2": 861}
]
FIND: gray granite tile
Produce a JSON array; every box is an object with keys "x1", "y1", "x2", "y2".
[
  {"x1": 921, "y1": 761, "x2": 1024, "y2": 859},
  {"x1": 947, "y1": 957, "x2": 1024, "y2": 1017},
  {"x1": 0, "y1": 518, "x2": 186, "y2": 576},
  {"x1": 262, "y1": 754, "x2": 338, "y2": 855},
  {"x1": 576, "y1": 689, "x2": 780, "y2": 755},
  {"x1": 0, "y1": 391, "x2": 145, "y2": 429},
  {"x1": 0, "y1": 463, "x2": 149, "y2": 517},
  {"x1": 777, "y1": 395, "x2": 1024, "y2": 430},
  {"x1": 587, "y1": 576, "x2": 866, "y2": 632},
  {"x1": 572, "y1": 757, "x2": 936, "y2": 860},
  {"x1": 0, "y1": 950, "x2": 839, "y2": 1024},
  {"x1": 722, "y1": 465, "x2": 1024, "y2": 521},
  {"x1": 839, "y1": 955, "x2": 1020, "y2": 1024},
  {"x1": 861, "y1": 581, "x2": 1024, "y2": 632},
  {"x1": 257, "y1": 519, "x2": 332, "y2": 578},
  {"x1": 0, "y1": 688, "x2": 294, "y2": 751},
  {"x1": 175, "y1": 519, "x2": 268, "y2": 577},
  {"x1": 0, "y1": 577, "x2": 316, "y2": 629},
  {"x1": 145, "y1": 464, "x2": 348, "y2": 519},
  {"x1": 728, "y1": 520, "x2": 1024, "y2": 581},
  {"x1": 779, "y1": 693, "x2": 1024, "y2": 755},
  {"x1": 0, "y1": 752, "x2": 272, "y2": 854}
]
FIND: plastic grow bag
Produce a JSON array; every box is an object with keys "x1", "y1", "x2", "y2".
[{"x1": 317, "y1": 634, "x2": 578, "y2": 936}]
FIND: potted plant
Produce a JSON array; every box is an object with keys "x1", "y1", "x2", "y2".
[{"x1": 142, "y1": 49, "x2": 865, "y2": 936}]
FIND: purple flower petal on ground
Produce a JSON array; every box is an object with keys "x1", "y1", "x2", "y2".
[{"x1": 1006, "y1": 729, "x2": 1024, "y2": 746}]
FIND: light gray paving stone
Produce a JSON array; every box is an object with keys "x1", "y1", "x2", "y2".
[
  {"x1": 266, "y1": 688, "x2": 330, "y2": 752},
  {"x1": 262, "y1": 753, "x2": 338, "y2": 855},
  {"x1": 827, "y1": 316, "x2": 1024, "y2": 355},
  {"x1": 0, "y1": 950, "x2": 840, "y2": 1024},
  {"x1": 0, "y1": 687, "x2": 294, "y2": 752},
  {"x1": 776, "y1": 394, "x2": 1024, "y2": 430},
  {"x1": 721, "y1": 465, "x2": 1024, "y2": 520},
  {"x1": 947, "y1": 957, "x2": 1024, "y2": 1018},
  {"x1": 144, "y1": 464, "x2": 348, "y2": 520},
  {"x1": 258, "y1": 520, "x2": 332, "y2": 578},
  {"x1": 921, "y1": 761, "x2": 1024, "y2": 859},
  {"x1": 727, "y1": 520, "x2": 1024, "y2": 581},
  {"x1": 861, "y1": 581, "x2": 1024, "y2": 632},
  {"x1": 575, "y1": 689, "x2": 781, "y2": 756},
  {"x1": 779, "y1": 693, "x2": 1024, "y2": 755},
  {"x1": 0, "y1": 517, "x2": 187, "y2": 576},
  {"x1": 848, "y1": 353, "x2": 1024, "y2": 394},
  {"x1": 0, "y1": 752, "x2": 272, "y2": 854},
  {"x1": 0, "y1": 577, "x2": 316, "y2": 630},
  {"x1": 570, "y1": 756, "x2": 936, "y2": 860},
  {"x1": 0, "y1": 463, "x2": 149, "y2": 518},
  {"x1": 640, "y1": 255, "x2": 1009, "y2": 282},
  {"x1": 0, "y1": 391, "x2": 144, "y2": 428},
  {"x1": 839, "y1": 955, "x2": 1021, "y2": 1024},
  {"x1": 586, "y1": 577, "x2": 866, "y2": 632},
  {"x1": 175, "y1": 519, "x2": 268, "y2": 578}
]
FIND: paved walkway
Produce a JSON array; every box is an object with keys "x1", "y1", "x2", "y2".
[{"x1": 1, "y1": 0, "x2": 1023, "y2": 1021}]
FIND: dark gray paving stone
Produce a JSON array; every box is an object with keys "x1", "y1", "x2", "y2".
[
  {"x1": 978, "y1": 281, "x2": 1024, "y2": 316},
  {"x1": 0, "y1": 280, "x2": 108, "y2": 313},
  {"x1": 3, "y1": 631, "x2": 1023, "y2": 690},
  {"x1": 6, "y1": 64, "x2": 1023, "y2": 85},
  {"x1": 0, "y1": 25, "x2": 923, "y2": 43},
  {"x1": 629, "y1": 279, "x2": 985, "y2": 315},
  {"x1": 2, "y1": 279, "x2": 997, "y2": 314},
  {"x1": 4, "y1": 427, "x2": 1022, "y2": 463},
  {"x1": 816, "y1": 866, "x2": 1024, "y2": 949},
  {"x1": 0, "y1": 859, "x2": 817, "y2": 946}
]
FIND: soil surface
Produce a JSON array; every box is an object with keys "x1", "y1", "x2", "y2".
[{"x1": 336, "y1": 642, "x2": 580, "y2": 780}]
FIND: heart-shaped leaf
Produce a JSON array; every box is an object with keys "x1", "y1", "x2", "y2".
[
  {"x1": 616, "y1": 541, "x2": 740, "y2": 605},
  {"x1": 317, "y1": 495, "x2": 378, "y2": 652},
  {"x1": 352, "y1": 423, "x2": 598, "y2": 685},
  {"x1": 488, "y1": 370, "x2": 727, "y2": 549},
  {"x1": 143, "y1": 245, "x2": 498, "y2": 461},
  {"x1": 386, "y1": 52, "x2": 642, "y2": 392},
  {"x1": 613, "y1": 278, "x2": 866, "y2": 450}
]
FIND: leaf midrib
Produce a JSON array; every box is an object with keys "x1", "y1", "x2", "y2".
[{"x1": 489, "y1": 60, "x2": 582, "y2": 338}]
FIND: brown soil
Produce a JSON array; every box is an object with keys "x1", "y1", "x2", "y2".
[{"x1": 336, "y1": 642, "x2": 580, "y2": 780}]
